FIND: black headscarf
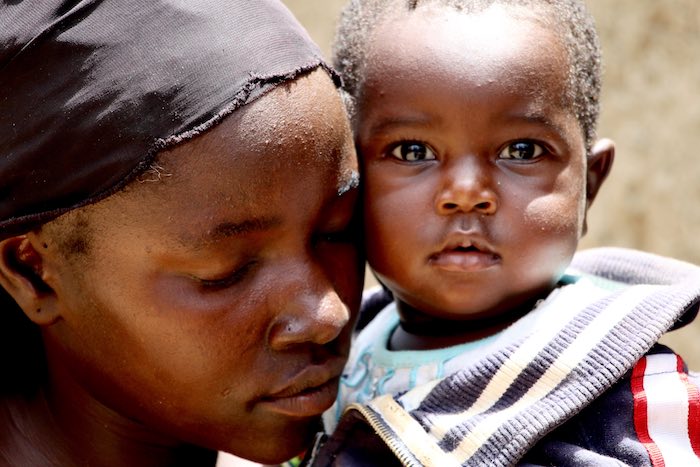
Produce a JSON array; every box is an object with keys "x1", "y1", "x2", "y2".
[
  {"x1": 0, "y1": 0, "x2": 337, "y2": 393},
  {"x1": 0, "y1": 0, "x2": 337, "y2": 237}
]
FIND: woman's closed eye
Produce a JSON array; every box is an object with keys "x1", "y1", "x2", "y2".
[
  {"x1": 318, "y1": 227, "x2": 356, "y2": 244},
  {"x1": 498, "y1": 141, "x2": 545, "y2": 160},
  {"x1": 316, "y1": 213, "x2": 361, "y2": 246},
  {"x1": 388, "y1": 141, "x2": 436, "y2": 162},
  {"x1": 193, "y1": 260, "x2": 258, "y2": 291}
]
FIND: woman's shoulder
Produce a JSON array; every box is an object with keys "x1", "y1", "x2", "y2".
[{"x1": 0, "y1": 391, "x2": 69, "y2": 466}]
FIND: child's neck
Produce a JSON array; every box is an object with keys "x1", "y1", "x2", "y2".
[{"x1": 390, "y1": 295, "x2": 545, "y2": 351}]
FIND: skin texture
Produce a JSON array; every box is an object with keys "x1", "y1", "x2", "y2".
[
  {"x1": 356, "y1": 5, "x2": 613, "y2": 350},
  {"x1": 0, "y1": 69, "x2": 362, "y2": 465}
]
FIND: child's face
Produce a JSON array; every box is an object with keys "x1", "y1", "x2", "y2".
[
  {"x1": 356, "y1": 5, "x2": 610, "y2": 322},
  {"x1": 38, "y1": 70, "x2": 361, "y2": 462}
]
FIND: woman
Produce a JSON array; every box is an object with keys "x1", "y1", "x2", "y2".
[{"x1": 0, "y1": 1, "x2": 362, "y2": 465}]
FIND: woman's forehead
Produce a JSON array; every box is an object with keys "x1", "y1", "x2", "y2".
[
  {"x1": 215, "y1": 71, "x2": 350, "y2": 165},
  {"x1": 236, "y1": 69, "x2": 348, "y2": 143},
  {"x1": 100, "y1": 70, "x2": 356, "y2": 230}
]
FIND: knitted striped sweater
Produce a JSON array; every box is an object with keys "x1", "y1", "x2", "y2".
[{"x1": 306, "y1": 248, "x2": 700, "y2": 466}]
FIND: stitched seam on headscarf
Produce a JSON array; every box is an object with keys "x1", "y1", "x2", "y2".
[{"x1": 0, "y1": 61, "x2": 334, "y2": 237}]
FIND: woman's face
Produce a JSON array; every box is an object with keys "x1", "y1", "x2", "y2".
[{"x1": 39, "y1": 70, "x2": 362, "y2": 463}]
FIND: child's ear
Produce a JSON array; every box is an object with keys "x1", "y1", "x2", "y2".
[
  {"x1": 582, "y1": 138, "x2": 615, "y2": 234},
  {"x1": 586, "y1": 138, "x2": 615, "y2": 205},
  {"x1": 0, "y1": 234, "x2": 60, "y2": 326}
]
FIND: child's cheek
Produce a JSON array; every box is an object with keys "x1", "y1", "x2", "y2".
[{"x1": 522, "y1": 191, "x2": 586, "y2": 237}]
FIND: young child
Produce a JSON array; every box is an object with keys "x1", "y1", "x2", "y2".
[
  {"x1": 0, "y1": 1, "x2": 362, "y2": 465},
  {"x1": 310, "y1": 0, "x2": 700, "y2": 465}
]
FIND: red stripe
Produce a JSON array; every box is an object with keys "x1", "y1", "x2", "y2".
[
  {"x1": 631, "y1": 357, "x2": 665, "y2": 467},
  {"x1": 675, "y1": 355, "x2": 700, "y2": 458}
]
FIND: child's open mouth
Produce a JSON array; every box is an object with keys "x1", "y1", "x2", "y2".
[
  {"x1": 453, "y1": 245, "x2": 479, "y2": 252},
  {"x1": 429, "y1": 239, "x2": 500, "y2": 272}
]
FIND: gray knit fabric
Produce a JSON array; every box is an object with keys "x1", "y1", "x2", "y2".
[{"x1": 311, "y1": 247, "x2": 700, "y2": 466}]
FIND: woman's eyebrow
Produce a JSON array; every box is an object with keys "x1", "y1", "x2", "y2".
[
  {"x1": 186, "y1": 217, "x2": 282, "y2": 247},
  {"x1": 212, "y1": 218, "x2": 281, "y2": 237}
]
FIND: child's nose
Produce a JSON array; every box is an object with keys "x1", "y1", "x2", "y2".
[
  {"x1": 266, "y1": 263, "x2": 350, "y2": 350},
  {"x1": 434, "y1": 157, "x2": 498, "y2": 216}
]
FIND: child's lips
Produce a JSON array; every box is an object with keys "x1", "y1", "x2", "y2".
[{"x1": 429, "y1": 237, "x2": 500, "y2": 272}]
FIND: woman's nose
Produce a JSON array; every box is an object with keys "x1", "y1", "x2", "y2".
[
  {"x1": 435, "y1": 157, "x2": 498, "y2": 216},
  {"x1": 267, "y1": 265, "x2": 350, "y2": 350}
]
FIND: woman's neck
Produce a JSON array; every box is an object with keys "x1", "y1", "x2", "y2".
[
  {"x1": 0, "y1": 377, "x2": 217, "y2": 466},
  {"x1": 0, "y1": 390, "x2": 72, "y2": 466}
]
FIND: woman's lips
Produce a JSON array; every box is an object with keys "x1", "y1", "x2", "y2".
[
  {"x1": 259, "y1": 376, "x2": 340, "y2": 418},
  {"x1": 259, "y1": 360, "x2": 345, "y2": 418}
]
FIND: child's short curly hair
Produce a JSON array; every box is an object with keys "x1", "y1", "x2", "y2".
[{"x1": 333, "y1": 0, "x2": 602, "y2": 153}]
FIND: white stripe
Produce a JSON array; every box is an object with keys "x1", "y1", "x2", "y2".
[
  {"x1": 643, "y1": 353, "x2": 700, "y2": 466},
  {"x1": 401, "y1": 378, "x2": 441, "y2": 412},
  {"x1": 427, "y1": 285, "x2": 659, "y2": 460}
]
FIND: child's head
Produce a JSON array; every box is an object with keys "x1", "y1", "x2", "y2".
[
  {"x1": 0, "y1": 0, "x2": 361, "y2": 463},
  {"x1": 333, "y1": 0, "x2": 614, "y2": 341},
  {"x1": 335, "y1": 0, "x2": 603, "y2": 152}
]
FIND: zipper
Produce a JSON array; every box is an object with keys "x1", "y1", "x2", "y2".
[{"x1": 344, "y1": 403, "x2": 424, "y2": 467}]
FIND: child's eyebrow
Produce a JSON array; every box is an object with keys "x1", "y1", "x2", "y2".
[
  {"x1": 364, "y1": 109, "x2": 571, "y2": 142},
  {"x1": 366, "y1": 114, "x2": 437, "y2": 135},
  {"x1": 511, "y1": 112, "x2": 569, "y2": 136}
]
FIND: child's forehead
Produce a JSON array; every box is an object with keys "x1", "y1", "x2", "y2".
[
  {"x1": 376, "y1": 4, "x2": 563, "y2": 61},
  {"x1": 366, "y1": 4, "x2": 570, "y2": 101}
]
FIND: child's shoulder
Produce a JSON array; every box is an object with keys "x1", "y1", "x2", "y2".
[{"x1": 571, "y1": 246, "x2": 700, "y2": 286}]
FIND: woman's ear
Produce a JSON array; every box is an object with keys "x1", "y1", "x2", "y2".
[{"x1": 0, "y1": 234, "x2": 60, "y2": 326}]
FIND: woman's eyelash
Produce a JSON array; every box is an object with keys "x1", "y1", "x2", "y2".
[
  {"x1": 319, "y1": 226, "x2": 357, "y2": 243},
  {"x1": 197, "y1": 261, "x2": 257, "y2": 290}
]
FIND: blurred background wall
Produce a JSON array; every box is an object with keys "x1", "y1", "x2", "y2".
[{"x1": 282, "y1": 0, "x2": 700, "y2": 366}]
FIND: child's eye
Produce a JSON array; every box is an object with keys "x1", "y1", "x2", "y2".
[
  {"x1": 388, "y1": 142, "x2": 436, "y2": 162},
  {"x1": 498, "y1": 141, "x2": 544, "y2": 160}
]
